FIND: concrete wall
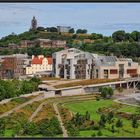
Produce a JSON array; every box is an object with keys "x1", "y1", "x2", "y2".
[
  {"x1": 44, "y1": 91, "x2": 55, "y2": 98},
  {"x1": 61, "y1": 87, "x2": 85, "y2": 96},
  {"x1": 19, "y1": 91, "x2": 42, "y2": 97}
]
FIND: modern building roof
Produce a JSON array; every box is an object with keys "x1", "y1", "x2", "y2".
[{"x1": 95, "y1": 55, "x2": 117, "y2": 66}]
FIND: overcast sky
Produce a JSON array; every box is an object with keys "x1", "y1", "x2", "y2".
[{"x1": 0, "y1": 3, "x2": 140, "y2": 38}]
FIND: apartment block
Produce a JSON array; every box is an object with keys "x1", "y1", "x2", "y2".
[
  {"x1": 52, "y1": 48, "x2": 95, "y2": 79},
  {"x1": 52, "y1": 48, "x2": 140, "y2": 80}
]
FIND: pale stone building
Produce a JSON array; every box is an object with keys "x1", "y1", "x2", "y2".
[{"x1": 26, "y1": 55, "x2": 52, "y2": 75}]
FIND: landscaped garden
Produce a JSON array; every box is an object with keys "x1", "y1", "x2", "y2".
[
  {"x1": 64, "y1": 98, "x2": 140, "y2": 137},
  {"x1": 0, "y1": 95, "x2": 39, "y2": 115},
  {"x1": 0, "y1": 85, "x2": 140, "y2": 138},
  {"x1": 0, "y1": 99, "x2": 62, "y2": 137}
]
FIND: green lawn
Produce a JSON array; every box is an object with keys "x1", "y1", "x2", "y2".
[
  {"x1": 64, "y1": 99, "x2": 115, "y2": 121},
  {"x1": 117, "y1": 105, "x2": 137, "y2": 114},
  {"x1": 64, "y1": 99, "x2": 140, "y2": 137}
]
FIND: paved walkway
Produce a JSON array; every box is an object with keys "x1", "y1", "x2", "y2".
[
  {"x1": 114, "y1": 93, "x2": 140, "y2": 107},
  {"x1": 53, "y1": 102, "x2": 68, "y2": 137},
  {"x1": 29, "y1": 102, "x2": 46, "y2": 122}
]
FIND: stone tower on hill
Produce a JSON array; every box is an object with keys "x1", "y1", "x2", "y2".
[{"x1": 31, "y1": 16, "x2": 37, "y2": 30}]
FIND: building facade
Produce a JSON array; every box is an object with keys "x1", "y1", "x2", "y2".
[
  {"x1": 57, "y1": 26, "x2": 71, "y2": 33},
  {"x1": 95, "y1": 57, "x2": 140, "y2": 79},
  {"x1": 26, "y1": 55, "x2": 52, "y2": 76},
  {"x1": 52, "y1": 48, "x2": 95, "y2": 79},
  {"x1": 52, "y1": 48, "x2": 140, "y2": 80},
  {"x1": 20, "y1": 39, "x2": 66, "y2": 49},
  {"x1": 0, "y1": 54, "x2": 28, "y2": 79}
]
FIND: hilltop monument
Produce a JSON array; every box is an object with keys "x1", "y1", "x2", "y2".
[{"x1": 31, "y1": 16, "x2": 37, "y2": 30}]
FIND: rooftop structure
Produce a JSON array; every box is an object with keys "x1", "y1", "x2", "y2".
[{"x1": 57, "y1": 26, "x2": 71, "y2": 33}]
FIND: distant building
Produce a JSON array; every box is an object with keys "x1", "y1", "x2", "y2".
[
  {"x1": 26, "y1": 55, "x2": 52, "y2": 76},
  {"x1": 31, "y1": 16, "x2": 37, "y2": 30},
  {"x1": 8, "y1": 43, "x2": 19, "y2": 49},
  {"x1": 20, "y1": 39, "x2": 66, "y2": 49},
  {"x1": 94, "y1": 56, "x2": 140, "y2": 79},
  {"x1": 52, "y1": 48, "x2": 140, "y2": 80},
  {"x1": 57, "y1": 26, "x2": 71, "y2": 33},
  {"x1": 0, "y1": 54, "x2": 28, "y2": 79}
]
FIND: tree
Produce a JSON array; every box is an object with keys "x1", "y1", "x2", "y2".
[
  {"x1": 97, "y1": 130, "x2": 102, "y2": 136},
  {"x1": 107, "y1": 111, "x2": 114, "y2": 131},
  {"x1": 116, "y1": 118, "x2": 123, "y2": 134},
  {"x1": 91, "y1": 33, "x2": 103, "y2": 40},
  {"x1": 46, "y1": 27, "x2": 58, "y2": 32},
  {"x1": 0, "y1": 85, "x2": 6, "y2": 101},
  {"x1": 0, "y1": 118, "x2": 6, "y2": 136},
  {"x1": 132, "y1": 115, "x2": 139, "y2": 135},
  {"x1": 136, "y1": 101, "x2": 140, "y2": 115},
  {"x1": 130, "y1": 31, "x2": 140, "y2": 42},
  {"x1": 30, "y1": 77, "x2": 41, "y2": 85},
  {"x1": 108, "y1": 87, "x2": 114, "y2": 98},
  {"x1": 112, "y1": 30, "x2": 126, "y2": 42},
  {"x1": 69, "y1": 28, "x2": 75, "y2": 34},
  {"x1": 91, "y1": 132, "x2": 96, "y2": 137},
  {"x1": 111, "y1": 124, "x2": 115, "y2": 133},
  {"x1": 99, "y1": 87, "x2": 108, "y2": 98},
  {"x1": 66, "y1": 122, "x2": 79, "y2": 136},
  {"x1": 85, "y1": 111, "x2": 90, "y2": 120},
  {"x1": 0, "y1": 48, "x2": 11, "y2": 55},
  {"x1": 38, "y1": 117, "x2": 62, "y2": 136},
  {"x1": 99, "y1": 114, "x2": 106, "y2": 128},
  {"x1": 76, "y1": 29, "x2": 87, "y2": 34},
  {"x1": 37, "y1": 26, "x2": 45, "y2": 31},
  {"x1": 23, "y1": 122, "x2": 38, "y2": 136},
  {"x1": 99, "y1": 87, "x2": 114, "y2": 99}
]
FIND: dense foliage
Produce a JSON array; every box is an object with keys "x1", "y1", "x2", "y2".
[
  {"x1": 27, "y1": 44, "x2": 64, "y2": 56},
  {"x1": 0, "y1": 77, "x2": 41, "y2": 101},
  {"x1": 0, "y1": 116, "x2": 62, "y2": 137},
  {"x1": 1, "y1": 29, "x2": 140, "y2": 61},
  {"x1": 99, "y1": 87, "x2": 114, "y2": 99}
]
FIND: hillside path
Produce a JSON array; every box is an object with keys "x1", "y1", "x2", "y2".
[{"x1": 53, "y1": 102, "x2": 68, "y2": 137}]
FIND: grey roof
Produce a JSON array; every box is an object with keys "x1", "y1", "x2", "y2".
[{"x1": 95, "y1": 56, "x2": 117, "y2": 66}]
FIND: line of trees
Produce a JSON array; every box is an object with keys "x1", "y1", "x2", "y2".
[{"x1": 99, "y1": 113, "x2": 139, "y2": 135}]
